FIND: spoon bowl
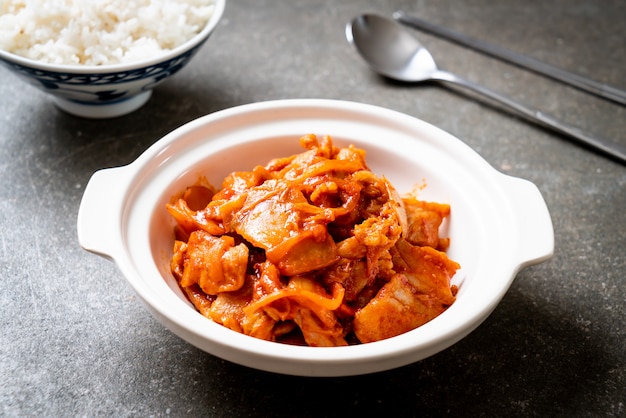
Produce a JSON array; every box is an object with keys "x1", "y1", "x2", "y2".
[
  {"x1": 346, "y1": 14, "x2": 438, "y2": 82},
  {"x1": 346, "y1": 14, "x2": 626, "y2": 165}
]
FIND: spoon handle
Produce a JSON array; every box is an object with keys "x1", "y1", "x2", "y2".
[
  {"x1": 432, "y1": 70, "x2": 626, "y2": 164},
  {"x1": 394, "y1": 11, "x2": 626, "y2": 106}
]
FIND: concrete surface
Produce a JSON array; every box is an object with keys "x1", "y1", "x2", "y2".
[{"x1": 1, "y1": 0, "x2": 624, "y2": 416}]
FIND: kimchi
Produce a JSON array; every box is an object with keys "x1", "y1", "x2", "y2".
[{"x1": 167, "y1": 134, "x2": 459, "y2": 346}]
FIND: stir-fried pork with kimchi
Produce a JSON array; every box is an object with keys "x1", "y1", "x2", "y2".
[{"x1": 167, "y1": 134, "x2": 459, "y2": 346}]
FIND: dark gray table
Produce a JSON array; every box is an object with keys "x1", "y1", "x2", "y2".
[{"x1": 2, "y1": 0, "x2": 624, "y2": 416}]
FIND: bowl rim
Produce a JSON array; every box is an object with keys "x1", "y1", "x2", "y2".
[{"x1": 0, "y1": 0, "x2": 225, "y2": 73}]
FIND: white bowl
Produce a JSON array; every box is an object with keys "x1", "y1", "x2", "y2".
[
  {"x1": 77, "y1": 99, "x2": 554, "y2": 376},
  {"x1": 0, "y1": 0, "x2": 225, "y2": 118}
]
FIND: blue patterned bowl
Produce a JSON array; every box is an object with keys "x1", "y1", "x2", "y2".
[{"x1": 0, "y1": 0, "x2": 225, "y2": 118}]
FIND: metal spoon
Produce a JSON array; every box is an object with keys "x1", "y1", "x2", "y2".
[{"x1": 346, "y1": 14, "x2": 626, "y2": 165}]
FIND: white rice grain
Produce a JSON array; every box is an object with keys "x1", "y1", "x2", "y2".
[{"x1": 0, "y1": 0, "x2": 215, "y2": 65}]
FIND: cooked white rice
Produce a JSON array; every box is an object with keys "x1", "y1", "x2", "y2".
[{"x1": 0, "y1": 0, "x2": 215, "y2": 65}]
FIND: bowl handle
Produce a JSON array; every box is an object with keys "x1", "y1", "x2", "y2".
[
  {"x1": 499, "y1": 174, "x2": 555, "y2": 268},
  {"x1": 77, "y1": 166, "x2": 128, "y2": 261}
]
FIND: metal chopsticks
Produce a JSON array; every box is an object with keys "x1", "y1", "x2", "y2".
[{"x1": 394, "y1": 11, "x2": 626, "y2": 106}]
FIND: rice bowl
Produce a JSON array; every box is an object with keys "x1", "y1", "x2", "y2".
[{"x1": 0, "y1": 0, "x2": 225, "y2": 118}]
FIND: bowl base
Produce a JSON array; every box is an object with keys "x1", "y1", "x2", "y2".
[{"x1": 53, "y1": 91, "x2": 152, "y2": 119}]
